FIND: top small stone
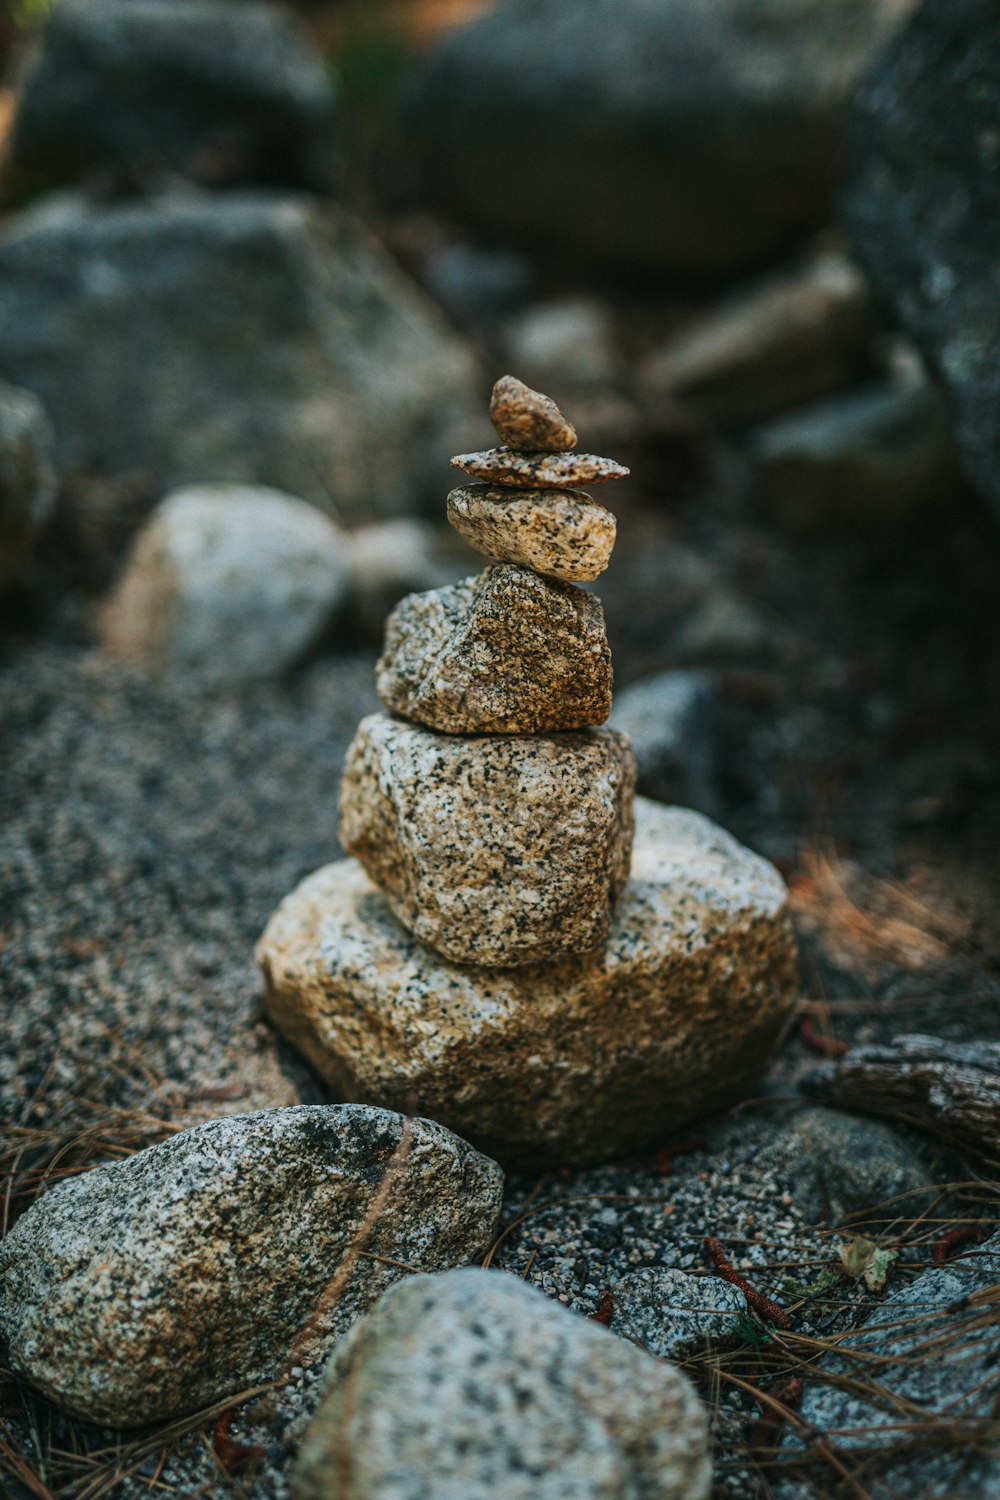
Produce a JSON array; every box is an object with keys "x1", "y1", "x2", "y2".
[{"x1": 489, "y1": 374, "x2": 577, "y2": 452}]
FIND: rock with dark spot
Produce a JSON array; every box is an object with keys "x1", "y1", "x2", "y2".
[
  {"x1": 338, "y1": 711, "x2": 636, "y2": 967},
  {"x1": 0, "y1": 1105, "x2": 503, "y2": 1427},
  {"x1": 293, "y1": 1268, "x2": 712, "y2": 1500},
  {"x1": 446, "y1": 485, "x2": 616, "y2": 583}
]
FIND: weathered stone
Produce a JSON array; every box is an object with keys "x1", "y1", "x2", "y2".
[
  {"x1": 338, "y1": 712, "x2": 635, "y2": 968},
  {"x1": 257, "y1": 797, "x2": 798, "y2": 1165},
  {"x1": 375, "y1": 565, "x2": 613, "y2": 734},
  {"x1": 0, "y1": 193, "x2": 477, "y2": 524},
  {"x1": 750, "y1": 375, "x2": 961, "y2": 534},
  {"x1": 294, "y1": 1268, "x2": 712, "y2": 1500},
  {"x1": 609, "y1": 669, "x2": 717, "y2": 813},
  {"x1": 489, "y1": 374, "x2": 577, "y2": 451},
  {"x1": 346, "y1": 518, "x2": 469, "y2": 645},
  {"x1": 0, "y1": 381, "x2": 56, "y2": 592},
  {"x1": 6, "y1": 0, "x2": 339, "y2": 193},
  {"x1": 776, "y1": 1231, "x2": 1000, "y2": 1500},
  {"x1": 404, "y1": 0, "x2": 912, "y2": 278},
  {"x1": 844, "y1": 0, "x2": 1000, "y2": 522},
  {"x1": 446, "y1": 485, "x2": 615, "y2": 583},
  {"x1": 451, "y1": 448, "x2": 629, "y2": 489},
  {"x1": 0, "y1": 1106, "x2": 503, "y2": 1428},
  {"x1": 638, "y1": 249, "x2": 876, "y2": 428},
  {"x1": 782, "y1": 1106, "x2": 933, "y2": 1225},
  {"x1": 99, "y1": 484, "x2": 352, "y2": 688},
  {"x1": 610, "y1": 1268, "x2": 748, "y2": 1360}
]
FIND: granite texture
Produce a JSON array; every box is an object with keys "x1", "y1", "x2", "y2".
[
  {"x1": 446, "y1": 484, "x2": 616, "y2": 582},
  {"x1": 293, "y1": 1268, "x2": 712, "y2": 1500},
  {"x1": 451, "y1": 447, "x2": 629, "y2": 488},
  {"x1": 489, "y1": 374, "x2": 578, "y2": 451},
  {"x1": 0, "y1": 1106, "x2": 503, "y2": 1427},
  {"x1": 99, "y1": 484, "x2": 353, "y2": 687},
  {"x1": 610, "y1": 1268, "x2": 748, "y2": 1360},
  {"x1": 257, "y1": 797, "x2": 799, "y2": 1165},
  {"x1": 375, "y1": 565, "x2": 613, "y2": 734},
  {"x1": 338, "y1": 712, "x2": 636, "y2": 968}
]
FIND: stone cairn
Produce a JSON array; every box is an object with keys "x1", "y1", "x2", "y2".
[{"x1": 258, "y1": 376, "x2": 798, "y2": 1167}]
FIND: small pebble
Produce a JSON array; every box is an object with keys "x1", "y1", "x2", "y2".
[
  {"x1": 451, "y1": 447, "x2": 629, "y2": 489},
  {"x1": 489, "y1": 373, "x2": 577, "y2": 451}
]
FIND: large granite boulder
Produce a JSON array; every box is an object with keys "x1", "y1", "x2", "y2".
[
  {"x1": 6, "y1": 0, "x2": 338, "y2": 192},
  {"x1": 845, "y1": 0, "x2": 1000, "y2": 520},
  {"x1": 257, "y1": 797, "x2": 798, "y2": 1166},
  {"x1": 404, "y1": 0, "x2": 911, "y2": 277},
  {"x1": 0, "y1": 1106, "x2": 503, "y2": 1427},
  {"x1": 0, "y1": 192, "x2": 478, "y2": 524}
]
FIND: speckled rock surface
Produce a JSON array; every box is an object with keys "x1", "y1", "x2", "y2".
[
  {"x1": 610, "y1": 1268, "x2": 748, "y2": 1360},
  {"x1": 489, "y1": 374, "x2": 578, "y2": 451},
  {"x1": 257, "y1": 797, "x2": 798, "y2": 1164},
  {"x1": 781, "y1": 1105, "x2": 934, "y2": 1224},
  {"x1": 0, "y1": 381, "x2": 56, "y2": 591},
  {"x1": 375, "y1": 565, "x2": 613, "y2": 733},
  {"x1": 293, "y1": 1268, "x2": 712, "y2": 1500},
  {"x1": 446, "y1": 485, "x2": 616, "y2": 582},
  {"x1": 0, "y1": 1105, "x2": 503, "y2": 1427},
  {"x1": 338, "y1": 712, "x2": 635, "y2": 967},
  {"x1": 99, "y1": 484, "x2": 352, "y2": 687},
  {"x1": 451, "y1": 447, "x2": 629, "y2": 488}
]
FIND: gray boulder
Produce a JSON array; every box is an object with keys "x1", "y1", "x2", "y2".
[
  {"x1": 845, "y1": 0, "x2": 1000, "y2": 521},
  {"x1": 609, "y1": 669, "x2": 717, "y2": 813},
  {"x1": 404, "y1": 0, "x2": 911, "y2": 277},
  {"x1": 7, "y1": 0, "x2": 339, "y2": 192},
  {"x1": 782, "y1": 1106, "x2": 933, "y2": 1224},
  {"x1": 0, "y1": 191, "x2": 478, "y2": 525},
  {"x1": 0, "y1": 1105, "x2": 503, "y2": 1427},
  {"x1": 294, "y1": 1268, "x2": 712, "y2": 1500},
  {"x1": 99, "y1": 484, "x2": 353, "y2": 687},
  {"x1": 0, "y1": 381, "x2": 56, "y2": 591}
]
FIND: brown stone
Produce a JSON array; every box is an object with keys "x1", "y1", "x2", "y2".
[
  {"x1": 489, "y1": 373, "x2": 577, "y2": 451},
  {"x1": 446, "y1": 484, "x2": 615, "y2": 582},
  {"x1": 376, "y1": 565, "x2": 612, "y2": 734},
  {"x1": 451, "y1": 447, "x2": 629, "y2": 489}
]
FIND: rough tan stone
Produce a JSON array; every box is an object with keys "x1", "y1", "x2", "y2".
[
  {"x1": 375, "y1": 565, "x2": 612, "y2": 734},
  {"x1": 338, "y1": 712, "x2": 635, "y2": 968},
  {"x1": 446, "y1": 484, "x2": 615, "y2": 582},
  {"x1": 451, "y1": 447, "x2": 629, "y2": 488},
  {"x1": 489, "y1": 373, "x2": 577, "y2": 451},
  {"x1": 257, "y1": 798, "x2": 799, "y2": 1165}
]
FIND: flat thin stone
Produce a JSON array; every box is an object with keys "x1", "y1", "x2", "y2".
[
  {"x1": 447, "y1": 484, "x2": 615, "y2": 582},
  {"x1": 376, "y1": 564, "x2": 612, "y2": 734},
  {"x1": 451, "y1": 447, "x2": 629, "y2": 488},
  {"x1": 338, "y1": 712, "x2": 635, "y2": 967},
  {"x1": 256, "y1": 798, "x2": 799, "y2": 1166},
  {"x1": 489, "y1": 373, "x2": 578, "y2": 451}
]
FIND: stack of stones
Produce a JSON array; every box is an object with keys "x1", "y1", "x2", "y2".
[{"x1": 258, "y1": 377, "x2": 798, "y2": 1167}]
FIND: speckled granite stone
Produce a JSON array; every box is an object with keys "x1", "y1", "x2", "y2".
[
  {"x1": 257, "y1": 798, "x2": 798, "y2": 1165},
  {"x1": 447, "y1": 485, "x2": 616, "y2": 582},
  {"x1": 489, "y1": 374, "x2": 578, "y2": 452},
  {"x1": 338, "y1": 712, "x2": 635, "y2": 968},
  {"x1": 610, "y1": 1268, "x2": 748, "y2": 1361},
  {"x1": 376, "y1": 565, "x2": 612, "y2": 734},
  {"x1": 0, "y1": 1106, "x2": 503, "y2": 1427},
  {"x1": 451, "y1": 447, "x2": 629, "y2": 488},
  {"x1": 293, "y1": 1268, "x2": 712, "y2": 1500}
]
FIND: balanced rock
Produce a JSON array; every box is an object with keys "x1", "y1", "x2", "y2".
[
  {"x1": 489, "y1": 374, "x2": 578, "y2": 451},
  {"x1": 258, "y1": 798, "x2": 798, "y2": 1165},
  {"x1": 0, "y1": 1106, "x2": 503, "y2": 1427},
  {"x1": 452, "y1": 447, "x2": 629, "y2": 489},
  {"x1": 376, "y1": 564, "x2": 612, "y2": 734},
  {"x1": 294, "y1": 1268, "x2": 712, "y2": 1500},
  {"x1": 99, "y1": 484, "x2": 352, "y2": 688},
  {"x1": 447, "y1": 485, "x2": 615, "y2": 582},
  {"x1": 0, "y1": 381, "x2": 56, "y2": 592},
  {"x1": 339, "y1": 712, "x2": 635, "y2": 967},
  {"x1": 610, "y1": 1268, "x2": 748, "y2": 1361}
]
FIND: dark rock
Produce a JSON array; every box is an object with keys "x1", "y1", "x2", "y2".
[
  {"x1": 845, "y1": 0, "x2": 1000, "y2": 521},
  {"x1": 0, "y1": 381, "x2": 56, "y2": 592},
  {"x1": 404, "y1": 0, "x2": 910, "y2": 278},
  {"x1": 609, "y1": 669, "x2": 718, "y2": 813},
  {"x1": 777, "y1": 1231, "x2": 1000, "y2": 1499},
  {"x1": 610, "y1": 1268, "x2": 747, "y2": 1359},
  {"x1": 0, "y1": 1105, "x2": 503, "y2": 1427},
  {"x1": 782, "y1": 1105, "x2": 933, "y2": 1224},
  {"x1": 7, "y1": 0, "x2": 339, "y2": 193},
  {"x1": 0, "y1": 192, "x2": 477, "y2": 528}
]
